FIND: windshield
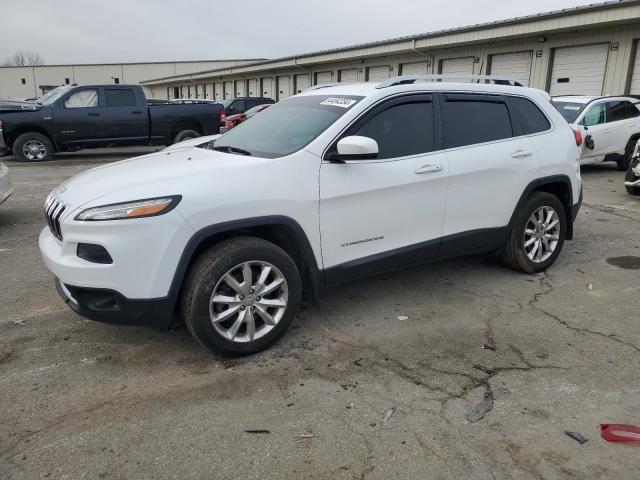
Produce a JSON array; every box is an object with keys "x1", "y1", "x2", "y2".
[
  {"x1": 552, "y1": 101, "x2": 586, "y2": 123},
  {"x1": 213, "y1": 95, "x2": 363, "y2": 158},
  {"x1": 36, "y1": 86, "x2": 73, "y2": 105},
  {"x1": 220, "y1": 99, "x2": 234, "y2": 108}
]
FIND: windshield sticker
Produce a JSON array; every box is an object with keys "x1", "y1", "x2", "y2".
[
  {"x1": 563, "y1": 106, "x2": 582, "y2": 111},
  {"x1": 320, "y1": 97, "x2": 357, "y2": 108}
]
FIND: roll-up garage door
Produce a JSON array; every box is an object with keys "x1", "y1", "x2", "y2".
[
  {"x1": 550, "y1": 44, "x2": 609, "y2": 96},
  {"x1": 277, "y1": 76, "x2": 291, "y2": 100},
  {"x1": 629, "y1": 45, "x2": 640, "y2": 95},
  {"x1": 315, "y1": 71, "x2": 333, "y2": 85},
  {"x1": 261, "y1": 78, "x2": 274, "y2": 99},
  {"x1": 223, "y1": 81, "x2": 234, "y2": 99},
  {"x1": 295, "y1": 74, "x2": 310, "y2": 93},
  {"x1": 490, "y1": 51, "x2": 532, "y2": 87},
  {"x1": 367, "y1": 65, "x2": 390, "y2": 82},
  {"x1": 440, "y1": 57, "x2": 475, "y2": 81},
  {"x1": 234, "y1": 80, "x2": 245, "y2": 97},
  {"x1": 339, "y1": 69, "x2": 359, "y2": 83},
  {"x1": 248, "y1": 79, "x2": 258, "y2": 97},
  {"x1": 401, "y1": 62, "x2": 429, "y2": 75},
  {"x1": 214, "y1": 82, "x2": 223, "y2": 101}
]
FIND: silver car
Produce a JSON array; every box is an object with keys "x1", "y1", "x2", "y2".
[{"x1": 0, "y1": 161, "x2": 12, "y2": 206}]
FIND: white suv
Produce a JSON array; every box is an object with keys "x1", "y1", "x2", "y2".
[
  {"x1": 40, "y1": 76, "x2": 583, "y2": 356},
  {"x1": 552, "y1": 96, "x2": 640, "y2": 171}
]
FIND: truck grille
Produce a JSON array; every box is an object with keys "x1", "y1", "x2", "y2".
[{"x1": 44, "y1": 194, "x2": 67, "y2": 241}]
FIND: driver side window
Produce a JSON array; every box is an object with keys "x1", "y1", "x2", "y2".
[
  {"x1": 64, "y1": 89, "x2": 99, "y2": 109},
  {"x1": 352, "y1": 100, "x2": 435, "y2": 159},
  {"x1": 582, "y1": 103, "x2": 606, "y2": 127}
]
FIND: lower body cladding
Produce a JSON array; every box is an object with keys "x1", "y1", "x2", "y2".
[
  {"x1": 55, "y1": 279, "x2": 174, "y2": 331},
  {"x1": 39, "y1": 209, "x2": 194, "y2": 330}
]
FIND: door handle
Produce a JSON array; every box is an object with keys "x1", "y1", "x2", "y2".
[
  {"x1": 88, "y1": 112, "x2": 100, "y2": 117},
  {"x1": 415, "y1": 164, "x2": 443, "y2": 174},
  {"x1": 132, "y1": 111, "x2": 143, "y2": 115},
  {"x1": 511, "y1": 149, "x2": 532, "y2": 159}
]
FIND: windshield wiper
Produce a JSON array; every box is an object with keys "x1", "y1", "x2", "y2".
[{"x1": 213, "y1": 145, "x2": 252, "y2": 156}]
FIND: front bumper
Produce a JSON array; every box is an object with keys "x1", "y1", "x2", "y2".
[
  {"x1": 0, "y1": 162, "x2": 11, "y2": 205},
  {"x1": 0, "y1": 128, "x2": 8, "y2": 156},
  {"x1": 55, "y1": 278, "x2": 175, "y2": 330}
]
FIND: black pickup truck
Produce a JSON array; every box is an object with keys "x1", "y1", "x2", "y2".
[{"x1": 0, "y1": 84, "x2": 224, "y2": 161}]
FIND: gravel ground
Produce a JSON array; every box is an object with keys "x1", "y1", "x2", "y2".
[{"x1": 1, "y1": 149, "x2": 640, "y2": 480}]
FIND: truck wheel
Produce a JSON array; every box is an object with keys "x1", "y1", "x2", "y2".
[
  {"x1": 626, "y1": 158, "x2": 640, "y2": 196},
  {"x1": 503, "y1": 192, "x2": 567, "y2": 274},
  {"x1": 173, "y1": 130, "x2": 200, "y2": 144},
  {"x1": 181, "y1": 236, "x2": 302, "y2": 356},
  {"x1": 13, "y1": 132, "x2": 54, "y2": 162}
]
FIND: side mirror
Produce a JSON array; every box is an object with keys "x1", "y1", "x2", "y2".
[
  {"x1": 335, "y1": 136, "x2": 379, "y2": 160},
  {"x1": 585, "y1": 134, "x2": 595, "y2": 150}
]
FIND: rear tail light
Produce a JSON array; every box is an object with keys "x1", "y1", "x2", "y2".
[
  {"x1": 218, "y1": 108, "x2": 226, "y2": 122},
  {"x1": 572, "y1": 127, "x2": 583, "y2": 147}
]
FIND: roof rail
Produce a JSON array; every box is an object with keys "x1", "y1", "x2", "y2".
[
  {"x1": 376, "y1": 74, "x2": 523, "y2": 89},
  {"x1": 303, "y1": 83, "x2": 341, "y2": 92}
]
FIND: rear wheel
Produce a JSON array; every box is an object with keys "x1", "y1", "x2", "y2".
[
  {"x1": 13, "y1": 132, "x2": 54, "y2": 162},
  {"x1": 173, "y1": 129, "x2": 200, "y2": 144},
  {"x1": 503, "y1": 192, "x2": 567, "y2": 273},
  {"x1": 181, "y1": 237, "x2": 302, "y2": 356}
]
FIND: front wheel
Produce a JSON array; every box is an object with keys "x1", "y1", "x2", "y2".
[
  {"x1": 13, "y1": 132, "x2": 55, "y2": 162},
  {"x1": 181, "y1": 237, "x2": 302, "y2": 356},
  {"x1": 503, "y1": 192, "x2": 567, "y2": 273}
]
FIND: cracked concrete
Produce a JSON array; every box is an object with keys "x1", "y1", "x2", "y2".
[{"x1": 1, "y1": 152, "x2": 640, "y2": 479}]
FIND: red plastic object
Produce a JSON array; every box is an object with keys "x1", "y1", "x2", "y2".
[{"x1": 600, "y1": 424, "x2": 640, "y2": 443}]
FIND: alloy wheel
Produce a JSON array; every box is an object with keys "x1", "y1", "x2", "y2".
[
  {"x1": 209, "y1": 261, "x2": 288, "y2": 343},
  {"x1": 23, "y1": 140, "x2": 47, "y2": 161},
  {"x1": 523, "y1": 206, "x2": 560, "y2": 263}
]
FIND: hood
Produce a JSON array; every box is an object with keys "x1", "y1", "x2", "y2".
[
  {"x1": 226, "y1": 113, "x2": 245, "y2": 121},
  {"x1": 53, "y1": 146, "x2": 254, "y2": 210},
  {"x1": 0, "y1": 100, "x2": 43, "y2": 113}
]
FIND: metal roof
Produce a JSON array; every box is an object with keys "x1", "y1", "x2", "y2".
[
  {"x1": 142, "y1": 0, "x2": 640, "y2": 84},
  {"x1": 0, "y1": 59, "x2": 266, "y2": 70}
]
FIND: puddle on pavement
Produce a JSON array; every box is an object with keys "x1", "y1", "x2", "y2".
[{"x1": 606, "y1": 256, "x2": 640, "y2": 270}]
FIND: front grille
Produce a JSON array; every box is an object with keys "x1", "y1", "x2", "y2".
[{"x1": 44, "y1": 194, "x2": 67, "y2": 241}]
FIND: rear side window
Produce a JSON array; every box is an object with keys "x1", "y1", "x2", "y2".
[
  {"x1": 353, "y1": 101, "x2": 434, "y2": 159},
  {"x1": 607, "y1": 101, "x2": 640, "y2": 122},
  {"x1": 105, "y1": 89, "x2": 137, "y2": 107},
  {"x1": 443, "y1": 97, "x2": 513, "y2": 148},
  {"x1": 510, "y1": 97, "x2": 550, "y2": 134}
]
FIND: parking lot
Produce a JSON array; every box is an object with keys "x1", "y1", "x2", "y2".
[{"x1": 1, "y1": 149, "x2": 639, "y2": 479}]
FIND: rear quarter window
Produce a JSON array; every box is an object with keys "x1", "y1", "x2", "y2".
[{"x1": 510, "y1": 97, "x2": 551, "y2": 134}]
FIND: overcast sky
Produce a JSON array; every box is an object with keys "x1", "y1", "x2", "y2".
[{"x1": 0, "y1": 0, "x2": 596, "y2": 64}]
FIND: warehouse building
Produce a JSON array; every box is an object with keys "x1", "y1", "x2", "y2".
[
  {"x1": 141, "y1": 0, "x2": 640, "y2": 101},
  {"x1": 0, "y1": 59, "x2": 264, "y2": 100}
]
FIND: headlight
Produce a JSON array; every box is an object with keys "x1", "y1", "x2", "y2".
[{"x1": 75, "y1": 196, "x2": 181, "y2": 221}]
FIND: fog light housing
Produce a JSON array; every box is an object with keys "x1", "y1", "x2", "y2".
[{"x1": 77, "y1": 243, "x2": 113, "y2": 264}]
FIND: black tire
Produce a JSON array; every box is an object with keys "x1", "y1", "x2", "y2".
[
  {"x1": 181, "y1": 236, "x2": 302, "y2": 356},
  {"x1": 626, "y1": 156, "x2": 640, "y2": 196},
  {"x1": 173, "y1": 129, "x2": 200, "y2": 144},
  {"x1": 503, "y1": 192, "x2": 567, "y2": 274},
  {"x1": 12, "y1": 132, "x2": 54, "y2": 162},
  {"x1": 617, "y1": 139, "x2": 638, "y2": 171}
]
